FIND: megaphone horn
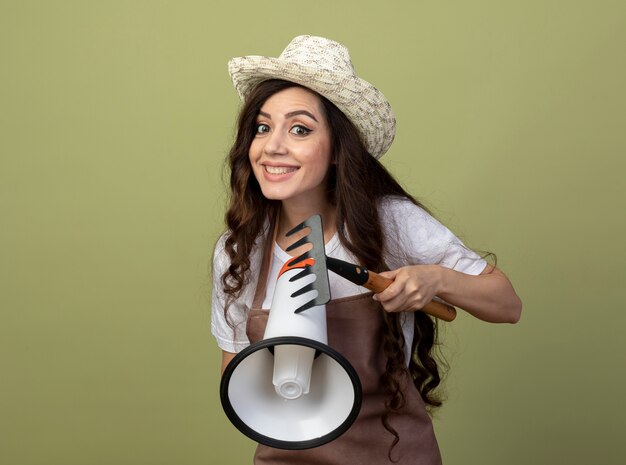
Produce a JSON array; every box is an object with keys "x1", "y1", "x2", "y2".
[{"x1": 220, "y1": 215, "x2": 362, "y2": 450}]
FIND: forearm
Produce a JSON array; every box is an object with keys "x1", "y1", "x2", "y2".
[
  {"x1": 221, "y1": 351, "x2": 237, "y2": 375},
  {"x1": 438, "y1": 266, "x2": 522, "y2": 323}
]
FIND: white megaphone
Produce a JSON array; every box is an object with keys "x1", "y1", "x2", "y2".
[{"x1": 220, "y1": 215, "x2": 362, "y2": 450}]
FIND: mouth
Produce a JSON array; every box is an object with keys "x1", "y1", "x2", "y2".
[{"x1": 263, "y1": 164, "x2": 299, "y2": 175}]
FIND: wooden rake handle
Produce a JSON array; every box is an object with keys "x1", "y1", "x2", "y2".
[{"x1": 364, "y1": 272, "x2": 458, "y2": 322}]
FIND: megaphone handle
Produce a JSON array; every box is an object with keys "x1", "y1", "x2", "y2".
[{"x1": 364, "y1": 272, "x2": 458, "y2": 322}]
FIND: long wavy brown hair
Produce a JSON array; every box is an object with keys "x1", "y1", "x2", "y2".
[{"x1": 220, "y1": 79, "x2": 444, "y2": 454}]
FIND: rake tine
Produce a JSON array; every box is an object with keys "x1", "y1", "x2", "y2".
[
  {"x1": 287, "y1": 254, "x2": 313, "y2": 268},
  {"x1": 293, "y1": 299, "x2": 317, "y2": 314},
  {"x1": 285, "y1": 221, "x2": 307, "y2": 237},
  {"x1": 285, "y1": 236, "x2": 311, "y2": 253},
  {"x1": 291, "y1": 282, "x2": 317, "y2": 298},
  {"x1": 289, "y1": 268, "x2": 311, "y2": 282}
]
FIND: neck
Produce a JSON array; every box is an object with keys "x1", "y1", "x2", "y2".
[{"x1": 277, "y1": 197, "x2": 337, "y2": 251}]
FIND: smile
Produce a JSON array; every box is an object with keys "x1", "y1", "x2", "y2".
[{"x1": 264, "y1": 165, "x2": 298, "y2": 175}]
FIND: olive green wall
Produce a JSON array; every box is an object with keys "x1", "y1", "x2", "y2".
[{"x1": 1, "y1": 1, "x2": 624, "y2": 464}]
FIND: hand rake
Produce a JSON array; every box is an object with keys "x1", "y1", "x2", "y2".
[{"x1": 285, "y1": 214, "x2": 457, "y2": 322}]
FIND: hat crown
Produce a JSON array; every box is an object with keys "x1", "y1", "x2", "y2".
[{"x1": 278, "y1": 35, "x2": 356, "y2": 75}]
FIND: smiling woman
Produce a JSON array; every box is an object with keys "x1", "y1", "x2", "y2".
[
  {"x1": 248, "y1": 86, "x2": 333, "y2": 213},
  {"x1": 211, "y1": 35, "x2": 521, "y2": 465}
]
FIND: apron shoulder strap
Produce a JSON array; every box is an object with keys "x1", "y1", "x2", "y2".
[{"x1": 251, "y1": 212, "x2": 280, "y2": 310}]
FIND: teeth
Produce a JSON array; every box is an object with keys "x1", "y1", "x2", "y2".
[{"x1": 265, "y1": 165, "x2": 297, "y2": 174}]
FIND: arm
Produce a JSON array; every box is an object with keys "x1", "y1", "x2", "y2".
[
  {"x1": 375, "y1": 199, "x2": 522, "y2": 323},
  {"x1": 374, "y1": 264, "x2": 522, "y2": 324},
  {"x1": 221, "y1": 351, "x2": 237, "y2": 375},
  {"x1": 212, "y1": 234, "x2": 250, "y2": 372}
]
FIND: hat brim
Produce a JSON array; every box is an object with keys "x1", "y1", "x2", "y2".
[{"x1": 228, "y1": 55, "x2": 395, "y2": 158}]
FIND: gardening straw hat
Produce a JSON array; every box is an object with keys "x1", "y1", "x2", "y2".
[{"x1": 228, "y1": 35, "x2": 396, "y2": 159}]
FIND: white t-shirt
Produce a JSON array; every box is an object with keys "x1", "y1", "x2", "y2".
[{"x1": 211, "y1": 197, "x2": 487, "y2": 362}]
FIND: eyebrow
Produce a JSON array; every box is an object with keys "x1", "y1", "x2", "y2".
[{"x1": 258, "y1": 110, "x2": 319, "y2": 122}]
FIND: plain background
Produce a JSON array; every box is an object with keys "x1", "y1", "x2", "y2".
[{"x1": 1, "y1": 1, "x2": 624, "y2": 464}]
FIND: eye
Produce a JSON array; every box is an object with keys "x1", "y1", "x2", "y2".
[
  {"x1": 290, "y1": 125, "x2": 311, "y2": 136},
  {"x1": 255, "y1": 123, "x2": 270, "y2": 134}
]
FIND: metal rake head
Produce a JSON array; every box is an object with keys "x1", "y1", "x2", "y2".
[{"x1": 285, "y1": 214, "x2": 330, "y2": 313}]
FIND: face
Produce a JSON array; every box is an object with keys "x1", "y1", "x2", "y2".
[{"x1": 248, "y1": 86, "x2": 333, "y2": 208}]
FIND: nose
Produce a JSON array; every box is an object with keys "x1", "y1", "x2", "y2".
[{"x1": 262, "y1": 128, "x2": 288, "y2": 156}]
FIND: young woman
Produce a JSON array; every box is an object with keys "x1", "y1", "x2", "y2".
[{"x1": 212, "y1": 35, "x2": 522, "y2": 464}]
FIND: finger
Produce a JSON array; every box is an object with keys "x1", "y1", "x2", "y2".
[
  {"x1": 375, "y1": 279, "x2": 410, "y2": 310},
  {"x1": 379, "y1": 292, "x2": 409, "y2": 313},
  {"x1": 380, "y1": 286, "x2": 430, "y2": 313},
  {"x1": 373, "y1": 278, "x2": 403, "y2": 302},
  {"x1": 377, "y1": 270, "x2": 397, "y2": 280}
]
